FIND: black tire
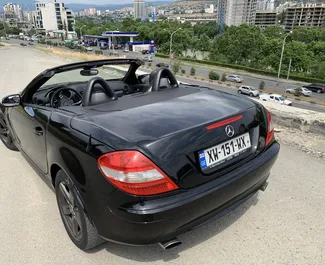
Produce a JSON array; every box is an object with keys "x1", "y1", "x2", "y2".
[
  {"x1": 55, "y1": 170, "x2": 104, "y2": 250},
  {"x1": 238, "y1": 90, "x2": 242, "y2": 94},
  {"x1": 317, "y1": 89, "x2": 321, "y2": 93},
  {"x1": 249, "y1": 93, "x2": 253, "y2": 97},
  {"x1": 0, "y1": 113, "x2": 18, "y2": 151}
]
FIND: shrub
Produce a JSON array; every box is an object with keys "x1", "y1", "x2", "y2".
[
  {"x1": 181, "y1": 69, "x2": 186, "y2": 74},
  {"x1": 95, "y1": 50, "x2": 103, "y2": 55},
  {"x1": 294, "y1": 87, "x2": 302, "y2": 97},
  {"x1": 221, "y1": 73, "x2": 227, "y2": 82},
  {"x1": 259, "y1": 81, "x2": 265, "y2": 90},
  {"x1": 172, "y1": 61, "x2": 181, "y2": 75},
  {"x1": 190, "y1": 67, "x2": 196, "y2": 76},
  {"x1": 209, "y1": 71, "x2": 219, "y2": 80},
  {"x1": 148, "y1": 62, "x2": 152, "y2": 67},
  {"x1": 155, "y1": 53, "x2": 325, "y2": 84}
]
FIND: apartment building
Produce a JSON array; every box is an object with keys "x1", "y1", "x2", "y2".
[
  {"x1": 216, "y1": 0, "x2": 258, "y2": 26},
  {"x1": 284, "y1": 3, "x2": 325, "y2": 31},
  {"x1": 254, "y1": 10, "x2": 277, "y2": 29},
  {"x1": 134, "y1": 0, "x2": 145, "y2": 19},
  {"x1": 3, "y1": 2, "x2": 24, "y2": 27},
  {"x1": 256, "y1": 0, "x2": 274, "y2": 11},
  {"x1": 34, "y1": 1, "x2": 75, "y2": 34}
]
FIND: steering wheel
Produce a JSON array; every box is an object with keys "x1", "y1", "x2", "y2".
[
  {"x1": 82, "y1": 77, "x2": 117, "y2": 107},
  {"x1": 149, "y1": 67, "x2": 179, "y2": 92},
  {"x1": 50, "y1": 87, "x2": 82, "y2": 108}
]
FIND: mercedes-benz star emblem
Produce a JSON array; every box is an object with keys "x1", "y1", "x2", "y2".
[{"x1": 225, "y1": 125, "x2": 235, "y2": 137}]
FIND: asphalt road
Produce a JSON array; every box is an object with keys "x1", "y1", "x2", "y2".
[
  {"x1": 87, "y1": 42, "x2": 325, "y2": 101},
  {"x1": 2, "y1": 40, "x2": 325, "y2": 113},
  {"x1": 6, "y1": 38, "x2": 325, "y2": 100},
  {"x1": 1, "y1": 44, "x2": 325, "y2": 265}
]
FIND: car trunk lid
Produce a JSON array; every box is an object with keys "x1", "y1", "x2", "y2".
[{"x1": 71, "y1": 89, "x2": 267, "y2": 188}]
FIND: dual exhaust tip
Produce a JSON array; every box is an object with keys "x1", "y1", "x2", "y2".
[
  {"x1": 159, "y1": 237, "x2": 182, "y2": 250},
  {"x1": 158, "y1": 182, "x2": 269, "y2": 250}
]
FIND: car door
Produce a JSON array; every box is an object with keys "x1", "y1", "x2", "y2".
[
  {"x1": 307, "y1": 84, "x2": 317, "y2": 92},
  {"x1": 8, "y1": 103, "x2": 51, "y2": 173},
  {"x1": 241, "y1": 86, "x2": 247, "y2": 94},
  {"x1": 274, "y1": 97, "x2": 280, "y2": 104},
  {"x1": 242, "y1": 86, "x2": 249, "y2": 95}
]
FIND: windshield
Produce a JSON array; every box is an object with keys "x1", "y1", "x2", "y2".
[
  {"x1": 279, "y1": 96, "x2": 285, "y2": 101},
  {"x1": 39, "y1": 64, "x2": 131, "y2": 89}
]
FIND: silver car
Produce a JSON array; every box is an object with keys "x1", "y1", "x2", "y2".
[
  {"x1": 226, "y1": 74, "x2": 243, "y2": 83},
  {"x1": 238, "y1": 86, "x2": 260, "y2": 97},
  {"x1": 143, "y1": 56, "x2": 153, "y2": 62},
  {"x1": 285, "y1": 87, "x2": 312, "y2": 96}
]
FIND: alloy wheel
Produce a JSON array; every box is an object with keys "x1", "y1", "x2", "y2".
[
  {"x1": 0, "y1": 121, "x2": 10, "y2": 144},
  {"x1": 58, "y1": 182, "x2": 83, "y2": 241}
]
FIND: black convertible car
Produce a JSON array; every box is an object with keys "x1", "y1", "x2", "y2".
[{"x1": 0, "y1": 59, "x2": 279, "y2": 251}]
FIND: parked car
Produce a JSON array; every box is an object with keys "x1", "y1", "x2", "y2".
[
  {"x1": 110, "y1": 51, "x2": 119, "y2": 56},
  {"x1": 143, "y1": 56, "x2": 153, "y2": 62},
  {"x1": 86, "y1": 47, "x2": 93, "y2": 51},
  {"x1": 156, "y1": 62, "x2": 169, "y2": 68},
  {"x1": 285, "y1": 87, "x2": 312, "y2": 96},
  {"x1": 226, "y1": 75, "x2": 243, "y2": 83},
  {"x1": 28, "y1": 42, "x2": 34, "y2": 45},
  {"x1": 0, "y1": 59, "x2": 279, "y2": 251},
  {"x1": 100, "y1": 46, "x2": 107, "y2": 50},
  {"x1": 238, "y1": 86, "x2": 260, "y2": 97},
  {"x1": 302, "y1": 83, "x2": 325, "y2": 93},
  {"x1": 141, "y1": 49, "x2": 150, "y2": 54},
  {"x1": 20, "y1": 42, "x2": 27, "y2": 46},
  {"x1": 259, "y1": 93, "x2": 292, "y2": 106}
]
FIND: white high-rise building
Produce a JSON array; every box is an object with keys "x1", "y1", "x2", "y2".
[
  {"x1": 134, "y1": 0, "x2": 145, "y2": 19},
  {"x1": 3, "y1": 2, "x2": 24, "y2": 26},
  {"x1": 205, "y1": 4, "x2": 215, "y2": 14},
  {"x1": 34, "y1": 1, "x2": 75, "y2": 33},
  {"x1": 257, "y1": 0, "x2": 275, "y2": 11},
  {"x1": 216, "y1": 0, "x2": 257, "y2": 26}
]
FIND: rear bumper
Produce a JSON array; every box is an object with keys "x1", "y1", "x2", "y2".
[{"x1": 92, "y1": 142, "x2": 280, "y2": 246}]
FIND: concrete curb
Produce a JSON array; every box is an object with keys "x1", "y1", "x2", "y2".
[
  {"x1": 269, "y1": 111, "x2": 325, "y2": 135},
  {"x1": 250, "y1": 99, "x2": 325, "y2": 135}
]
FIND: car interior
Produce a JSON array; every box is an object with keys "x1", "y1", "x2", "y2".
[{"x1": 29, "y1": 62, "x2": 180, "y2": 109}]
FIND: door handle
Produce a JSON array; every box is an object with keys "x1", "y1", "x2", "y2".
[{"x1": 34, "y1": 126, "x2": 43, "y2": 136}]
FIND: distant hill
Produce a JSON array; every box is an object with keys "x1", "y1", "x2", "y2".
[
  {"x1": 65, "y1": 1, "x2": 174, "y2": 12},
  {"x1": 0, "y1": 0, "x2": 175, "y2": 12}
]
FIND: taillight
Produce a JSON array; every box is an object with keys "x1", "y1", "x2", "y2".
[
  {"x1": 265, "y1": 109, "x2": 274, "y2": 146},
  {"x1": 98, "y1": 150, "x2": 178, "y2": 196}
]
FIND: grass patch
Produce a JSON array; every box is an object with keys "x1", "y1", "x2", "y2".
[{"x1": 36, "y1": 46, "x2": 119, "y2": 61}]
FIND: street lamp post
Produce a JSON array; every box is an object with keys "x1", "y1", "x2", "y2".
[
  {"x1": 169, "y1": 27, "x2": 181, "y2": 65},
  {"x1": 276, "y1": 32, "x2": 291, "y2": 86},
  {"x1": 285, "y1": 58, "x2": 292, "y2": 91},
  {"x1": 79, "y1": 25, "x2": 86, "y2": 40},
  {"x1": 1, "y1": 20, "x2": 7, "y2": 37}
]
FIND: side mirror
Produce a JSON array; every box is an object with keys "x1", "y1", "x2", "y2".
[{"x1": 1, "y1": 94, "x2": 21, "y2": 107}]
